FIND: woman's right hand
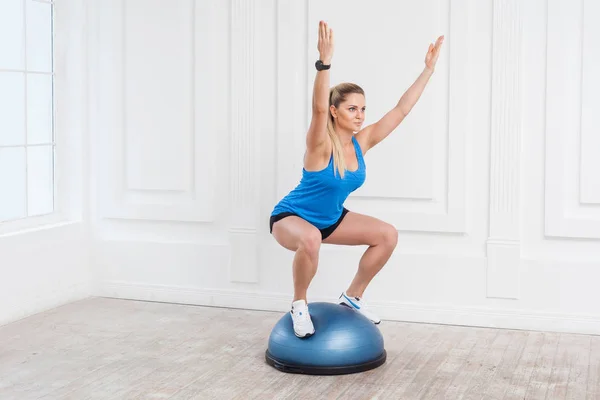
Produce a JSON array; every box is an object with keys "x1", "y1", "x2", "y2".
[{"x1": 317, "y1": 21, "x2": 334, "y2": 65}]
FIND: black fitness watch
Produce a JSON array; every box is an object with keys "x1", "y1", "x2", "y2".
[{"x1": 315, "y1": 60, "x2": 331, "y2": 71}]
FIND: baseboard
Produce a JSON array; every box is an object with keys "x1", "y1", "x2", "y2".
[
  {"x1": 100, "y1": 281, "x2": 294, "y2": 312},
  {"x1": 99, "y1": 281, "x2": 600, "y2": 335}
]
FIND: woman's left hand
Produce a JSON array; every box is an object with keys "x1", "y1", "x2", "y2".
[{"x1": 425, "y1": 35, "x2": 444, "y2": 72}]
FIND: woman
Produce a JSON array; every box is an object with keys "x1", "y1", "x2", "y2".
[{"x1": 270, "y1": 20, "x2": 444, "y2": 338}]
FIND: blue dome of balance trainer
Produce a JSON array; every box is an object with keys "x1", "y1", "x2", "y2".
[{"x1": 265, "y1": 302, "x2": 386, "y2": 375}]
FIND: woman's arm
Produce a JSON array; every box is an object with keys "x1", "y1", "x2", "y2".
[
  {"x1": 397, "y1": 66, "x2": 435, "y2": 116},
  {"x1": 358, "y1": 35, "x2": 444, "y2": 153},
  {"x1": 306, "y1": 21, "x2": 334, "y2": 150}
]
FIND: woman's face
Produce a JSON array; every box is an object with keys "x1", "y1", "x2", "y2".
[{"x1": 331, "y1": 93, "x2": 366, "y2": 133}]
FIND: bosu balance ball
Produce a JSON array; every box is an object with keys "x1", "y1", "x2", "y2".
[{"x1": 265, "y1": 302, "x2": 386, "y2": 375}]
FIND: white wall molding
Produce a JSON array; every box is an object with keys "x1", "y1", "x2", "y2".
[
  {"x1": 544, "y1": 0, "x2": 600, "y2": 240},
  {"x1": 486, "y1": 0, "x2": 522, "y2": 300},
  {"x1": 92, "y1": 0, "x2": 217, "y2": 223},
  {"x1": 228, "y1": 0, "x2": 259, "y2": 283},
  {"x1": 580, "y1": 0, "x2": 600, "y2": 205},
  {"x1": 275, "y1": 0, "x2": 308, "y2": 202}
]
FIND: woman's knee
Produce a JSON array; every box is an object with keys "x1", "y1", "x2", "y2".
[
  {"x1": 298, "y1": 229, "x2": 322, "y2": 257},
  {"x1": 380, "y1": 223, "x2": 398, "y2": 249},
  {"x1": 271, "y1": 217, "x2": 321, "y2": 253}
]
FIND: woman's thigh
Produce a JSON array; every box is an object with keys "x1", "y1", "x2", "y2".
[
  {"x1": 322, "y1": 211, "x2": 397, "y2": 246},
  {"x1": 271, "y1": 216, "x2": 322, "y2": 251}
]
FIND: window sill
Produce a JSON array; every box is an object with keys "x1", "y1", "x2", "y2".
[{"x1": 0, "y1": 213, "x2": 84, "y2": 238}]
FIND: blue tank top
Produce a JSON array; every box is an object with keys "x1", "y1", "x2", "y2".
[{"x1": 271, "y1": 136, "x2": 366, "y2": 229}]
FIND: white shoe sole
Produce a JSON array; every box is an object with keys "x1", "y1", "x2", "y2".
[
  {"x1": 294, "y1": 329, "x2": 315, "y2": 338},
  {"x1": 339, "y1": 302, "x2": 381, "y2": 324}
]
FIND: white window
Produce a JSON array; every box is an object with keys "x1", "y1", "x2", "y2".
[{"x1": 0, "y1": 0, "x2": 55, "y2": 223}]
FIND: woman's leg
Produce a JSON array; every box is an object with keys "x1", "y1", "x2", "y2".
[
  {"x1": 272, "y1": 216, "x2": 322, "y2": 337},
  {"x1": 271, "y1": 216, "x2": 322, "y2": 302},
  {"x1": 322, "y1": 211, "x2": 398, "y2": 298}
]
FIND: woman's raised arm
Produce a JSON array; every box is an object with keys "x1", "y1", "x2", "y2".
[
  {"x1": 306, "y1": 21, "x2": 334, "y2": 150},
  {"x1": 357, "y1": 35, "x2": 444, "y2": 153}
]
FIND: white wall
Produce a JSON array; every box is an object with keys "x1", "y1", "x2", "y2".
[
  {"x1": 89, "y1": 0, "x2": 600, "y2": 335},
  {"x1": 0, "y1": 0, "x2": 91, "y2": 326},
  {"x1": 0, "y1": 224, "x2": 90, "y2": 326}
]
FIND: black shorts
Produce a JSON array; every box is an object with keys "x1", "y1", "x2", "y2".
[{"x1": 269, "y1": 208, "x2": 349, "y2": 240}]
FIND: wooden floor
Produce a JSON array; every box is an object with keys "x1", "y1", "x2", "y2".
[{"x1": 1, "y1": 298, "x2": 599, "y2": 399}]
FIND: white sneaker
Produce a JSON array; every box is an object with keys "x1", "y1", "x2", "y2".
[
  {"x1": 290, "y1": 300, "x2": 315, "y2": 338},
  {"x1": 338, "y1": 291, "x2": 381, "y2": 324}
]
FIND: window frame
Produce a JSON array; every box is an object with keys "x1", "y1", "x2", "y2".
[{"x1": 0, "y1": 0, "x2": 87, "y2": 236}]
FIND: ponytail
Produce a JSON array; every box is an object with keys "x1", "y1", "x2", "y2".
[{"x1": 327, "y1": 113, "x2": 346, "y2": 178}]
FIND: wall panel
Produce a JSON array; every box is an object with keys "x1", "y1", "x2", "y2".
[
  {"x1": 94, "y1": 0, "x2": 218, "y2": 222},
  {"x1": 545, "y1": 0, "x2": 600, "y2": 239}
]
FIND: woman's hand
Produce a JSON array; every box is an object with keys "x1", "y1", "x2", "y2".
[
  {"x1": 317, "y1": 21, "x2": 334, "y2": 65},
  {"x1": 425, "y1": 35, "x2": 444, "y2": 72}
]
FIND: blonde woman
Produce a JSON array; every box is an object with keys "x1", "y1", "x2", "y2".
[{"x1": 270, "y1": 20, "x2": 444, "y2": 337}]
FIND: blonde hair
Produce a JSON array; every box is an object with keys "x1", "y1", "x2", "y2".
[{"x1": 327, "y1": 82, "x2": 365, "y2": 178}]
